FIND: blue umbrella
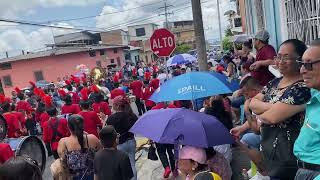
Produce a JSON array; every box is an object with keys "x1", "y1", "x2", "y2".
[
  {"x1": 130, "y1": 108, "x2": 234, "y2": 147},
  {"x1": 211, "y1": 72, "x2": 239, "y2": 92},
  {"x1": 150, "y1": 72, "x2": 237, "y2": 103},
  {"x1": 167, "y1": 53, "x2": 197, "y2": 67}
]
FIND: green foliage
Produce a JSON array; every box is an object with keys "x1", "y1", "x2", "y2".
[
  {"x1": 175, "y1": 44, "x2": 192, "y2": 54},
  {"x1": 222, "y1": 36, "x2": 233, "y2": 51},
  {"x1": 225, "y1": 28, "x2": 233, "y2": 37}
]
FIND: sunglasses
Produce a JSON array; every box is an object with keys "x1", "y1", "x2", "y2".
[{"x1": 297, "y1": 60, "x2": 320, "y2": 71}]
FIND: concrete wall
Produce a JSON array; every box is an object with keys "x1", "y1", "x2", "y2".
[
  {"x1": 101, "y1": 30, "x2": 126, "y2": 45},
  {"x1": 0, "y1": 48, "x2": 125, "y2": 96},
  {"x1": 128, "y1": 24, "x2": 158, "y2": 41}
]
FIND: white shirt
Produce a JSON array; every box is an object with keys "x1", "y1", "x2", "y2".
[
  {"x1": 138, "y1": 68, "x2": 144, "y2": 77},
  {"x1": 157, "y1": 73, "x2": 167, "y2": 85}
]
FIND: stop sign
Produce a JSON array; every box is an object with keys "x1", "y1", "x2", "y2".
[{"x1": 150, "y1": 28, "x2": 176, "y2": 57}]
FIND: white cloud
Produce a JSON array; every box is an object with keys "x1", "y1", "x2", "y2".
[
  {"x1": 0, "y1": 0, "x2": 104, "y2": 18},
  {"x1": 96, "y1": 0, "x2": 235, "y2": 40}
]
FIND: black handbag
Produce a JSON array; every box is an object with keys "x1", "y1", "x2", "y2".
[
  {"x1": 147, "y1": 143, "x2": 159, "y2": 161},
  {"x1": 260, "y1": 125, "x2": 300, "y2": 179}
]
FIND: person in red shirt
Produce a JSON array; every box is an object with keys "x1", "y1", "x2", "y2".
[
  {"x1": 110, "y1": 84, "x2": 126, "y2": 100},
  {"x1": 10, "y1": 105, "x2": 27, "y2": 136},
  {"x1": 144, "y1": 70, "x2": 151, "y2": 83},
  {"x1": 61, "y1": 94, "x2": 81, "y2": 115},
  {"x1": 65, "y1": 82, "x2": 80, "y2": 104},
  {"x1": 0, "y1": 143, "x2": 14, "y2": 164},
  {"x1": 129, "y1": 77, "x2": 146, "y2": 116},
  {"x1": 92, "y1": 93, "x2": 111, "y2": 116},
  {"x1": 113, "y1": 73, "x2": 120, "y2": 88},
  {"x1": 250, "y1": 30, "x2": 276, "y2": 86},
  {"x1": 151, "y1": 101, "x2": 177, "y2": 178},
  {"x1": 142, "y1": 83, "x2": 155, "y2": 111},
  {"x1": 14, "y1": 88, "x2": 33, "y2": 114},
  {"x1": 2, "y1": 102, "x2": 22, "y2": 138},
  {"x1": 42, "y1": 105, "x2": 70, "y2": 159},
  {"x1": 78, "y1": 88, "x2": 102, "y2": 137},
  {"x1": 150, "y1": 73, "x2": 160, "y2": 90},
  {"x1": 132, "y1": 67, "x2": 137, "y2": 78}
]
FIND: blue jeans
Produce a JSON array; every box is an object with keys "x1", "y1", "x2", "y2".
[
  {"x1": 117, "y1": 139, "x2": 137, "y2": 180},
  {"x1": 240, "y1": 133, "x2": 261, "y2": 150}
]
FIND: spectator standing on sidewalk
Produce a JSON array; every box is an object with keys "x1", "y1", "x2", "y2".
[
  {"x1": 294, "y1": 38, "x2": 320, "y2": 180},
  {"x1": 250, "y1": 30, "x2": 277, "y2": 86}
]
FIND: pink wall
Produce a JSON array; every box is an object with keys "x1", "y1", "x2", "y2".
[{"x1": 0, "y1": 48, "x2": 125, "y2": 96}]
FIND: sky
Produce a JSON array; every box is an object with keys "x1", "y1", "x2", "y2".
[{"x1": 0, "y1": 0, "x2": 235, "y2": 58}]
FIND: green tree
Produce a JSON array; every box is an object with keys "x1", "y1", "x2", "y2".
[
  {"x1": 222, "y1": 36, "x2": 233, "y2": 51},
  {"x1": 225, "y1": 28, "x2": 233, "y2": 37},
  {"x1": 174, "y1": 44, "x2": 192, "y2": 54}
]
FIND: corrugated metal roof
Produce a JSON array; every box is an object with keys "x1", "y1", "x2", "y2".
[{"x1": 0, "y1": 45, "x2": 128, "y2": 63}]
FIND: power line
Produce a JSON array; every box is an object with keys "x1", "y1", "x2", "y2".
[{"x1": 38, "y1": 0, "x2": 167, "y2": 23}]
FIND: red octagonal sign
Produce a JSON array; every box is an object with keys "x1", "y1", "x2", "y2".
[{"x1": 150, "y1": 28, "x2": 176, "y2": 57}]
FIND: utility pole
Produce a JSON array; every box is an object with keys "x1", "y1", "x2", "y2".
[
  {"x1": 159, "y1": 1, "x2": 173, "y2": 29},
  {"x1": 191, "y1": 0, "x2": 207, "y2": 71},
  {"x1": 217, "y1": 0, "x2": 223, "y2": 50}
]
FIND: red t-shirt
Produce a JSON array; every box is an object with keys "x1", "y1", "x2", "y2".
[
  {"x1": 42, "y1": 117, "x2": 70, "y2": 151},
  {"x1": 11, "y1": 111, "x2": 26, "y2": 130},
  {"x1": 0, "y1": 143, "x2": 14, "y2": 164},
  {"x1": 39, "y1": 112, "x2": 50, "y2": 128},
  {"x1": 142, "y1": 87, "x2": 155, "y2": 108},
  {"x1": 68, "y1": 92, "x2": 80, "y2": 105},
  {"x1": 15, "y1": 100, "x2": 33, "y2": 113},
  {"x1": 61, "y1": 104, "x2": 81, "y2": 115},
  {"x1": 132, "y1": 68, "x2": 137, "y2": 77},
  {"x1": 92, "y1": 102, "x2": 111, "y2": 116},
  {"x1": 151, "y1": 103, "x2": 165, "y2": 110},
  {"x1": 110, "y1": 88, "x2": 126, "y2": 99},
  {"x1": 144, "y1": 72, "x2": 151, "y2": 81},
  {"x1": 130, "y1": 80, "x2": 143, "y2": 98},
  {"x1": 251, "y1": 45, "x2": 276, "y2": 86},
  {"x1": 150, "y1": 78, "x2": 160, "y2": 90},
  {"x1": 78, "y1": 111, "x2": 102, "y2": 137},
  {"x1": 113, "y1": 74, "x2": 120, "y2": 83},
  {"x1": 3, "y1": 113, "x2": 21, "y2": 138},
  {"x1": 167, "y1": 104, "x2": 177, "y2": 108}
]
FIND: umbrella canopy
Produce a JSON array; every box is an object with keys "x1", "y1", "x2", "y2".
[
  {"x1": 130, "y1": 108, "x2": 234, "y2": 148},
  {"x1": 150, "y1": 72, "x2": 237, "y2": 102},
  {"x1": 232, "y1": 34, "x2": 252, "y2": 43},
  {"x1": 167, "y1": 53, "x2": 197, "y2": 67}
]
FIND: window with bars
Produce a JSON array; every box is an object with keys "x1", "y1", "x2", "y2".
[
  {"x1": 285, "y1": 0, "x2": 320, "y2": 45},
  {"x1": 3, "y1": 75, "x2": 12, "y2": 87},
  {"x1": 34, "y1": 71, "x2": 44, "y2": 81},
  {"x1": 0, "y1": 63, "x2": 12, "y2": 70}
]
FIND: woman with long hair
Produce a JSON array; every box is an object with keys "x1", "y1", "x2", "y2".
[
  {"x1": 205, "y1": 96, "x2": 233, "y2": 163},
  {"x1": 106, "y1": 95, "x2": 138, "y2": 180},
  {"x1": 58, "y1": 115, "x2": 101, "y2": 180}
]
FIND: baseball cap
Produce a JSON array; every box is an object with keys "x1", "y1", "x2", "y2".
[
  {"x1": 254, "y1": 30, "x2": 270, "y2": 42},
  {"x1": 179, "y1": 146, "x2": 207, "y2": 164}
]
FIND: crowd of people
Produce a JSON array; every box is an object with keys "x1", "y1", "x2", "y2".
[{"x1": 0, "y1": 29, "x2": 319, "y2": 180}]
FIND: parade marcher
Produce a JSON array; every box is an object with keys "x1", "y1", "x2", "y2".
[
  {"x1": 78, "y1": 88, "x2": 102, "y2": 137},
  {"x1": 15, "y1": 87, "x2": 33, "y2": 114},
  {"x1": 249, "y1": 39, "x2": 310, "y2": 179},
  {"x1": 150, "y1": 73, "x2": 160, "y2": 90},
  {"x1": 129, "y1": 76, "x2": 146, "y2": 116},
  {"x1": 58, "y1": 115, "x2": 101, "y2": 180},
  {"x1": 250, "y1": 30, "x2": 277, "y2": 86},
  {"x1": 294, "y1": 38, "x2": 320, "y2": 180},
  {"x1": 142, "y1": 82, "x2": 155, "y2": 111},
  {"x1": 42, "y1": 95, "x2": 70, "y2": 159},
  {"x1": 2, "y1": 102, "x2": 22, "y2": 138},
  {"x1": 0, "y1": 143, "x2": 14, "y2": 164},
  {"x1": 110, "y1": 83, "x2": 126, "y2": 100},
  {"x1": 94, "y1": 126, "x2": 133, "y2": 180},
  {"x1": 91, "y1": 85, "x2": 111, "y2": 117},
  {"x1": 107, "y1": 96, "x2": 138, "y2": 180},
  {"x1": 0, "y1": 156, "x2": 43, "y2": 180},
  {"x1": 144, "y1": 69, "x2": 151, "y2": 83},
  {"x1": 65, "y1": 80, "x2": 80, "y2": 105},
  {"x1": 60, "y1": 89, "x2": 81, "y2": 115}
]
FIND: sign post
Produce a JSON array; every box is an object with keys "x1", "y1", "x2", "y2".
[{"x1": 150, "y1": 28, "x2": 176, "y2": 80}]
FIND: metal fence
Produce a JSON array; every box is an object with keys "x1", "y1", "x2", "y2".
[{"x1": 285, "y1": 0, "x2": 320, "y2": 45}]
